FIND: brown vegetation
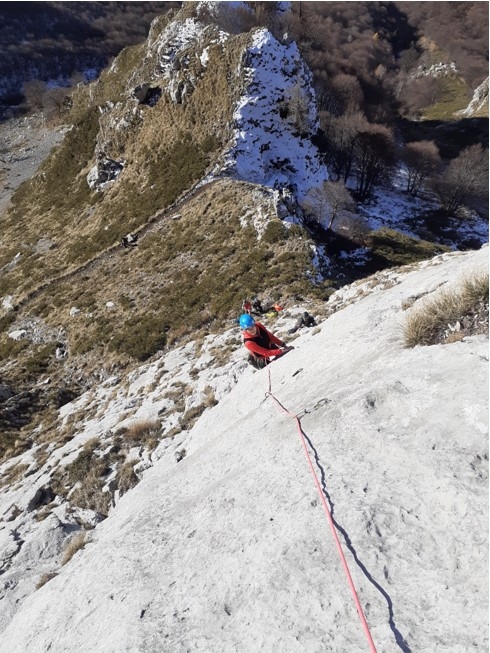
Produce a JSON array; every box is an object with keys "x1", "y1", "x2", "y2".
[
  {"x1": 430, "y1": 144, "x2": 489, "y2": 214},
  {"x1": 401, "y1": 140, "x2": 441, "y2": 196},
  {"x1": 0, "y1": 2, "x2": 181, "y2": 113},
  {"x1": 404, "y1": 273, "x2": 489, "y2": 347},
  {"x1": 395, "y1": 1, "x2": 489, "y2": 90},
  {"x1": 61, "y1": 532, "x2": 87, "y2": 566}
]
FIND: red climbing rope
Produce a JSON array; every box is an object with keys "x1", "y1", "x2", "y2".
[{"x1": 265, "y1": 366, "x2": 378, "y2": 653}]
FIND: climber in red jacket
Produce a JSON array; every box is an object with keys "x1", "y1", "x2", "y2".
[{"x1": 239, "y1": 314, "x2": 293, "y2": 369}]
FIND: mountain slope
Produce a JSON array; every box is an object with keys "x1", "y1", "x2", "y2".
[
  {"x1": 1, "y1": 246, "x2": 487, "y2": 653},
  {"x1": 2, "y1": 0, "x2": 486, "y2": 450},
  {"x1": 0, "y1": 3, "x2": 332, "y2": 402}
]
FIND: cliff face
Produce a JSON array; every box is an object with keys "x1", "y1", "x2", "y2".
[
  {"x1": 0, "y1": 246, "x2": 487, "y2": 652},
  {"x1": 0, "y1": 4, "x2": 488, "y2": 649}
]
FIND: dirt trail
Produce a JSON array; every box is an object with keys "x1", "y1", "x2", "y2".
[
  {"x1": 13, "y1": 176, "x2": 225, "y2": 311},
  {"x1": 0, "y1": 113, "x2": 232, "y2": 313}
]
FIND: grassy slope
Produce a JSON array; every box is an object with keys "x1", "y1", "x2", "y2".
[
  {"x1": 0, "y1": 16, "x2": 320, "y2": 363},
  {"x1": 25, "y1": 179, "x2": 316, "y2": 361}
]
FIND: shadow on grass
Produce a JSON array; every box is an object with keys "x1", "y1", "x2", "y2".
[
  {"x1": 397, "y1": 117, "x2": 489, "y2": 159},
  {"x1": 308, "y1": 223, "x2": 451, "y2": 284}
]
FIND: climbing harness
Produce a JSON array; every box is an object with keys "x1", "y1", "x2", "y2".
[{"x1": 265, "y1": 366, "x2": 378, "y2": 653}]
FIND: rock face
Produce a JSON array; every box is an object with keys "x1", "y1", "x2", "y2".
[
  {"x1": 86, "y1": 154, "x2": 125, "y2": 191},
  {"x1": 0, "y1": 3, "x2": 487, "y2": 649},
  {"x1": 0, "y1": 246, "x2": 487, "y2": 653},
  {"x1": 218, "y1": 28, "x2": 328, "y2": 200},
  {"x1": 86, "y1": 3, "x2": 327, "y2": 203},
  {"x1": 412, "y1": 60, "x2": 458, "y2": 78},
  {"x1": 132, "y1": 84, "x2": 162, "y2": 106},
  {"x1": 462, "y1": 76, "x2": 489, "y2": 116}
]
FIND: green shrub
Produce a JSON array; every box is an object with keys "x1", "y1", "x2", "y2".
[
  {"x1": 366, "y1": 228, "x2": 450, "y2": 267},
  {"x1": 0, "y1": 335, "x2": 28, "y2": 362},
  {"x1": 53, "y1": 439, "x2": 112, "y2": 515},
  {"x1": 119, "y1": 295, "x2": 134, "y2": 311},
  {"x1": 287, "y1": 224, "x2": 308, "y2": 239},
  {"x1": 62, "y1": 440, "x2": 106, "y2": 485},
  {"x1": 65, "y1": 238, "x2": 100, "y2": 265},
  {"x1": 201, "y1": 134, "x2": 221, "y2": 154},
  {"x1": 22, "y1": 344, "x2": 57, "y2": 377},
  {"x1": 109, "y1": 314, "x2": 167, "y2": 361},
  {"x1": 262, "y1": 221, "x2": 289, "y2": 244}
]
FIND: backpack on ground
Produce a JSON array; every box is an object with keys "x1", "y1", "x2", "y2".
[{"x1": 247, "y1": 354, "x2": 268, "y2": 370}]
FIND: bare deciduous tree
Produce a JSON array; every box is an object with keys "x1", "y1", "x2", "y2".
[
  {"x1": 42, "y1": 87, "x2": 71, "y2": 124},
  {"x1": 302, "y1": 180, "x2": 356, "y2": 231},
  {"x1": 320, "y1": 111, "x2": 368, "y2": 183},
  {"x1": 353, "y1": 124, "x2": 396, "y2": 201},
  {"x1": 318, "y1": 74, "x2": 363, "y2": 116},
  {"x1": 334, "y1": 212, "x2": 371, "y2": 245},
  {"x1": 287, "y1": 82, "x2": 311, "y2": 137},
  {"x1": 323, "y1": 180, "x2": 356, "y2": 230},
  {"x1": 22, "y1": 79, "x2": 48, "y2": 112},
  {"x1": 401, "y1": 140, "x2": 441, "y2": 196},
  {"x1": 302, "y1": 183, "x2": 330, "y2": 229},
  {"x1": 430, "y1": 144, "x2": 489, "y2": 214}
]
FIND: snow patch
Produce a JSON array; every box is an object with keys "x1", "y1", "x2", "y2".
[{"x1": 215, "y1": 28, "x2": 328, "y2": 200}]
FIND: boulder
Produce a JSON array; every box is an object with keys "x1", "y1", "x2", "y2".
[{"x1": 87, "y1": 157, "x2": 124, "y2": 191}]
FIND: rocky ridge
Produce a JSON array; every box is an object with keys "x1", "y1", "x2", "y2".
[
  {"x1": 461, "y1": 76, "x2": 489, "y2": 116},
  {"x1": 87, "y1": 4, "x2": 327, "y2": 204}
]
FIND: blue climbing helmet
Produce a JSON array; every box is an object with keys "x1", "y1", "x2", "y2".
[{"x1": 239, "y1": 314, "x2": 255, "y2": 330}]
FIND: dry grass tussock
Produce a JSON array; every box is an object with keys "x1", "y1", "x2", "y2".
[
  {"x1": 0, "y1": 462, "x2": 29, "y2": 489},
  {"x1": 404, "y1": 273, "x2": 489, "y2": 347},
  {"x1": 61, "y1": 532, "x2": 87, "y2": 566},
  {"x1": 122, "y1": 419, "x2": 161, "y2": 445},
  {"x1": 51, "y1": 438, "x2": 110, "y2": 515},
  {"x1": 36, "y1": 571, "x2": 58, "y2": 590}
]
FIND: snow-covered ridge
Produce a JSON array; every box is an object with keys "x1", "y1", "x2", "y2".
[
  {"x1": 149, "y1": 17, "x2": 214, "y2": 79},
  {"x1": 218, "y1": 27, "x2": 328, "y2": 200},
  {"x1": 141, "y1": 7, "x2": 328, "y2": 201}
]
